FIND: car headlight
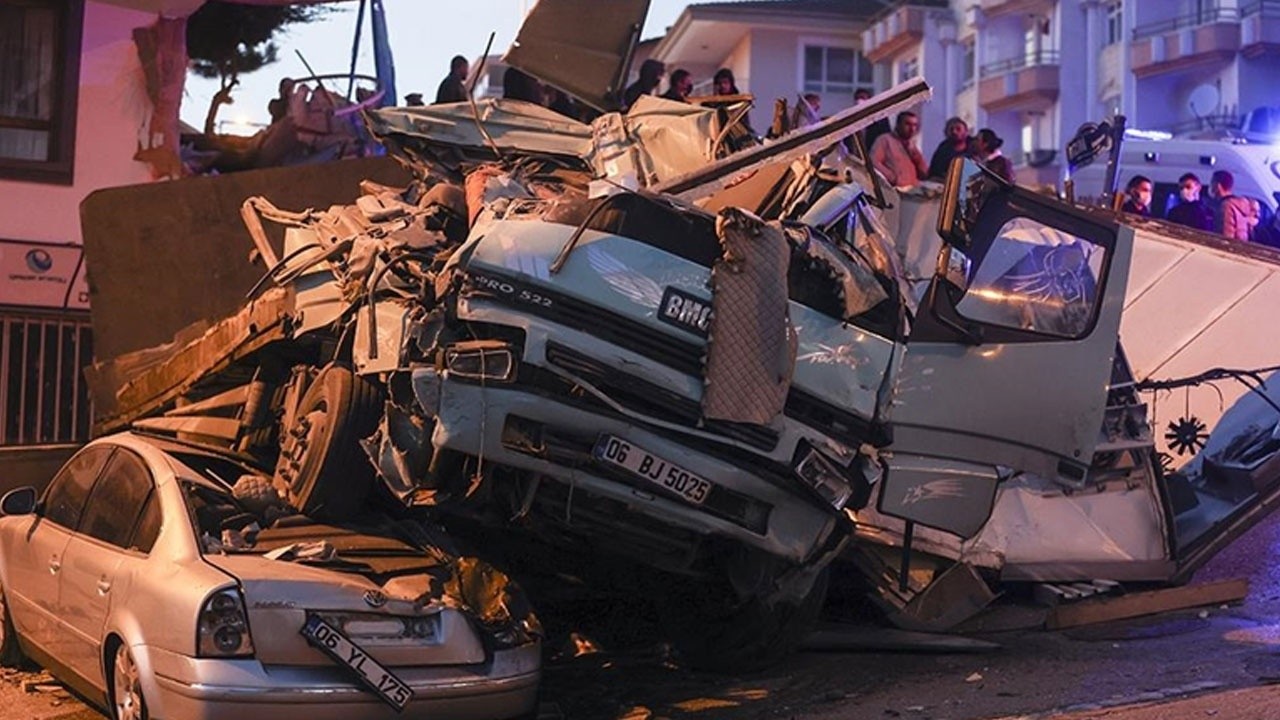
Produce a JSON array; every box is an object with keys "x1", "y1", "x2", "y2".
[
  {"x1": 197, "y1": 588, "x2": 255, "y2": 657},
  {"x1": 445, "y1": 340, "x2": 516, "y2": 382}
]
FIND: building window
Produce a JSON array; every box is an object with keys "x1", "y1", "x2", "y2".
[
  {"x1": 961, "y1": 39, "x2": 975, "y2": 88},
  {"x1": 803, "y1": 45, "x2": 873, "y2": 94},
  {"x1": 897, "y1": 56, "x2": 919, "y2": 83},
  {"x1": 0, "y1": 0, "x2": 84, "y2": 185},
  {"x1": 1105, "y1": 2, "x2": 1123, "y2": 46}
]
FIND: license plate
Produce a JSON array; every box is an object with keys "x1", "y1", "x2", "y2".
[
  {"x1": 593, "y1": 434, "x2": 713, "y2": 505},
  {"x1": 301, "y1": 614, "x2": 413, "y2": 712}
]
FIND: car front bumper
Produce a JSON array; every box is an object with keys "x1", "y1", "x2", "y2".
[{"x1": 141, "y1": 642, "x2": 540, "y2": 720}]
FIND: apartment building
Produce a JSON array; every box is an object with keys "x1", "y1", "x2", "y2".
[{"x1": 862, "y1": 0, "x2": 1280, "y2": 188}]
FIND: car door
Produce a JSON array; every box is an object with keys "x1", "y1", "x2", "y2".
[
  {"x1": 6, "y1": 446, "x2": 114, "y2": 659},
  {"x1": 879, "y1": 175, "x2": 1132, "y2": 538},
  {"x1": 58, "y1": 448, "x2": 158, "y2": 683}
]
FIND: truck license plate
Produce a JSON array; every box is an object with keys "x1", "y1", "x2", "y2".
[
  {"x1": 593, "y1": 434, "x2": 713, "y2": 505},
  {"x1": 301, "y1": 614, "x2": 413, "y2": 712}
]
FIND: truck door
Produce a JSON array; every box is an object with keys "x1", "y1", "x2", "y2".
[{"x1": 878, "y1": 166, "x2": 1132, "y2": 538}]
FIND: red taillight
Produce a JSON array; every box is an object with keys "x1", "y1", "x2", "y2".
[{"x1": 197, "y1": 588, "x2": 255, "y2": 658}]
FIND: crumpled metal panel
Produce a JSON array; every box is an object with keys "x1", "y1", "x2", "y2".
[
  {"x1": 702, "y1": 208, "x2": 797, "y2": 425},
  {"x1": 503, "y1": 0, "x2": 651, "y2": 111}
]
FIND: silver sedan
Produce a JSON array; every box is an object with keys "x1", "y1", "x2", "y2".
[{"x1": 0, "y1": 432, "x2": 541, "y2": 720}]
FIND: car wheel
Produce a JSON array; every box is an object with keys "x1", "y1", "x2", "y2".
[
  {"x1": 662, "y1": 567, "x2": 830, "y2": 673},
  {"x1": 110, "y1": 643, "x2": 148, "y2": 720},
  {"x1": 274, "y1": 362, "x2": 384, "y2": 520},
  {"x1": 0, "y1": 585, "x2": 26, "y2": 667}
]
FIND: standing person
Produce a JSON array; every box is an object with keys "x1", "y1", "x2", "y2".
[
  {"x1": 792, "y1": 92, "x2": 821, "y2": 125},
  {"x1": 1120, "y1": 175, "x2": 1153, "y2": 216},
  {"x1": 623, "y1": 59, "x2": 665, "y2": 110},
  {"x1": 853, "y1": 87, "x2": 891, "y2": 150},
  {"x1": 662, "y1": 69, "x2": 693, "y2": 102},
  {"x1": 869, "y1": 111, "x2": 930, "y2": 189},
  {"x1": 434, "y1": 55, "x2": 469, "y2": 104},
  {"x1": 972, "y1": 128, "x2": 1015, "y2": 184},
  {"x1": 1167, "y1": 172, "x2": 1215, "y2": 231},
  {"x1": 267, "y1": 77, "x2": 295, "y2": 123},
  {"x1": 713, "y1": 68, "x2": 739, "y2": 95},
  {"x1": 928, "y1": 117, "x2": 970, "y2": 179},
  {"x1": 1210, "y1": 170, "x2": 1259, "y2": 241},
  {"x1": 404, "y1": 93, "x2": 424, "y2": 107}
]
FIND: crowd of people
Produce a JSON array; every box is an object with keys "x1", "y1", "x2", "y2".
[
  {"x1": 405, "y1": 57, "x2": 1275, "y2": 246},
  {"x1": 1120, "y1": 170, "x2": 1272, "y2": 243}
]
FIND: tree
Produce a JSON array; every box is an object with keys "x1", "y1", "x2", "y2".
[{"x1": 186, "y1": 2, "x2": 330, "y2": 134}]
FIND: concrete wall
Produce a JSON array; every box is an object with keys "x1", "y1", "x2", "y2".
[
  {"x1": 746, "y1": 29, "x2": 797, "y2": 133},
  {"x1": 0, "y1": 2, "x2": 157, "y2": 245}
]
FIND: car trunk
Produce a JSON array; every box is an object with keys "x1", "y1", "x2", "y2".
[{"x1": 203, "y1": 522, "x2": 487, "y2": 667}]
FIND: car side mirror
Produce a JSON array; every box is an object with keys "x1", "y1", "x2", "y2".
[
  {"x1": 1, "y1": 487, "x2": 38, "y2": 516},
  {"x1": 937, "y1": 156, "x2": 995, "y2": 248}
]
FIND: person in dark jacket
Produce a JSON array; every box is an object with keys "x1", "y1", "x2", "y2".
[
  {"x1": 973, "y1": 128, "x2": 1015, "y2": 184},
  {"x1": 434, "y1": 55, "x2": 469, "y2": 104},
  {"x1": 1167, "y1": 172, "x2": 1215, "y2": 231},
  {"x1": 853, "y1": 87, "x2": 891, "y2": 150},
  {"x1": 1121, "y1": 174, "x2": 1153, "y2": 216},
  {"x1": 662, "y1": 69, "x2": 693, "y2": 102},
  {"x1": 622, "y1": 59, "x2": 665, "y2": 110},
  {"x1": 928, "y1": 116, "x2": 970, "y2": 179},
  {"x1": 712, "y1": 67, "x2": 740, "y2": 95}
]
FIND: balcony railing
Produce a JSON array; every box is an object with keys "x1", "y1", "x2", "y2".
[
  {"x1": 1242, "y1": 0, "x2": 1280, "y2": 17},
  {"x1": 1133, "y1": 7, "x2": 1238, "y2": 41},
  {"x1": 979, "y1": 50, "x2": 1060, "y2": 78}
]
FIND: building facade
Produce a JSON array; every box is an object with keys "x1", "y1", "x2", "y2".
[{"x1": 862, "y1": 0, "x2": 1280, "y2": 187}]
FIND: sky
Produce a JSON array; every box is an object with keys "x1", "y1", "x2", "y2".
[{"x1": 182, "y1": 0, "x2": 694, "y2": 133}]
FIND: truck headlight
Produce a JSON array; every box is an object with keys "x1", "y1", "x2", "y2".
[
  {"x1": 794, "y1": 442, "x2": 855, "y2": 509},
  {"x1": 445, "y1": 340, "x2": 516, "y2": 382}
]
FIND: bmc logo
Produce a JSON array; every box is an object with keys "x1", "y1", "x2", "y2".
[{"x1": 658, "y1": 286, "x2": 712, "y2": 337}]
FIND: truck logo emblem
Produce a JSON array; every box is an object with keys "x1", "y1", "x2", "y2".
[
  {"x1": 364, "y1": 589, "x2": 389, "y2": 608},
  {"x1": 901, "y1": 479, "x2": 966, "y2": 506},
  {"x1": 658, "y1": 286, "x2": 712, "y2": 337}
]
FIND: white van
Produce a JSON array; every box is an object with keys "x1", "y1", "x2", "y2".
[{"x1": 1069, "y1": 135, "x2": 1280, "y2": 244}]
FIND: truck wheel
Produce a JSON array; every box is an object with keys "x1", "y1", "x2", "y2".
[
  {"x1": 274, "y1": 363, "x2": 384, "y2": 520},
  {"x1": 662, "y1": 567, "x2": 829, "y2": 673}
]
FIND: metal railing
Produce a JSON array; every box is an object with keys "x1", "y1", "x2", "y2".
[
  {"x1": 979, "y1": 50, "x2": 1060, "y2": 78},
  {"x1": 0, "y1": 310, "x2": 93, "y2": 446},
  {"x1": 1133, "y1": 7, "x2": 1239, "y2": 41},
  {"x1": 1241, "y1": 0, "x2": 1280, "y2": 18}
]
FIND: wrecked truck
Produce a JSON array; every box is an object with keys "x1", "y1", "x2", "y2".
[{"x1": 82, "y1": 80, "x2": 931, "y2": 670}]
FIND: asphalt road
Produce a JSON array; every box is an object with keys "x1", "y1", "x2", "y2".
[{"x1": 7, "y1": 508, "x2": 1280, "y2": 720}]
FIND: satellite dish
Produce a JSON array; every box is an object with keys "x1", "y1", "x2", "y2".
[{"x1": 1188, "y1": 84, "x2": 1220, "y2": 117}]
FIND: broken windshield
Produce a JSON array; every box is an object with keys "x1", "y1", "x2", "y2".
[{"x1": 955, "y1": 216, "x2": 1105, "y2": 338}]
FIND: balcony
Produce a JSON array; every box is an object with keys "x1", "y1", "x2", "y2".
[
  {"x1": 978, "y1": 51, "x2": 1060, "y2": 113},
  {"x1": 1130, "y1": 8, "x2": 1241, "y2": 78},
  {"x1": 1241, "y1": 0, "x2": 1280, "y2": 58},
  {"x1": 977, "y1": 0, "x2": 1053, "y2": 19},
  {"x1": 861, "y1": 5, "x2": 926, "y2": 64}
]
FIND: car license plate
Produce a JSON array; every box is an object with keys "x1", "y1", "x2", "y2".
[
  {"x1": 301, "y1": 614, "x2": 413, "y2": 712},
  {"x1": 593, "y1": 434, "x2": 713, "y2": 505}
]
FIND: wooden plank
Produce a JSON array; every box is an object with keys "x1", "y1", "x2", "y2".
[{"x1": 1046, "y1": 578, "x2": 1249, "y2": 630}]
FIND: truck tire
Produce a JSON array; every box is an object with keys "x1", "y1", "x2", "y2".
[
  {"x1": 274, "y1": 363, "x2": 384, "y2": 520},
  {"x1": 662, "y1": 567, "x2": 829, "y2": 673}
]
